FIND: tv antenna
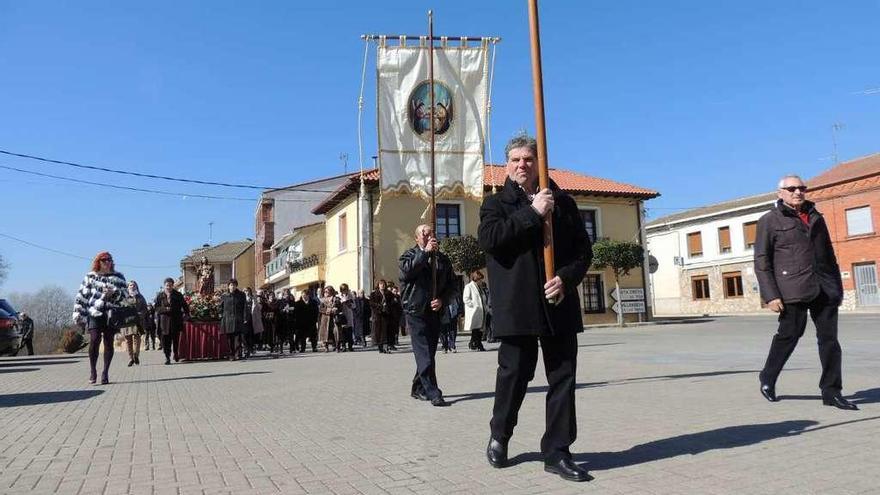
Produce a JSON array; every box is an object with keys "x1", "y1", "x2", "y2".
[
  {"x1": 339, "y1": 153, "x2": 349, "y2": 174},
  {"x1": 831, "y1": 123, "x2": 845, "y2": 164}
]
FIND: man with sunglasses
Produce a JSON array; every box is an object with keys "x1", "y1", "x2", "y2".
[{"x1": 755, "y1": 175, "x2": 857, "y2": 410}]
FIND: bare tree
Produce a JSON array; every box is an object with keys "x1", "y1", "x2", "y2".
[
  {"x1": 7, "y1": 285, "x2": 74, "y2": 330},
  {"x1": 0, "y1": 254, "x2": 8, "y2": 287}
]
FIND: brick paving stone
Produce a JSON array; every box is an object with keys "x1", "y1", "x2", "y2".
[{"x1": 2, "y1": 314, "x2": 880, "y2": 494}]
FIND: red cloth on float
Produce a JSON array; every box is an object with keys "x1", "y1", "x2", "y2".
[{"x1": 178, "y1": 321, "x2": 229, "y2": 360}]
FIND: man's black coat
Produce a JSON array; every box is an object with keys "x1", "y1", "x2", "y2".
[
  {"x1": 478, "y1": 178, "x2": 592, "y2": 337},
  {"x1": 755, "y1": 199, "x2": 843, "y2": 305},
  {"x1": 399, "y1": 245, "x2": 457, "y2": 316}
]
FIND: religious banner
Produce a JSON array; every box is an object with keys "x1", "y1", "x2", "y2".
[{"x1": 376, "y1": 37, "x2": 489, "y2": 201}]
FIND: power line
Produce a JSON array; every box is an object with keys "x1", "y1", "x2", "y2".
[
  {"x1": 0, "y1": 148, "x2": 346, "y2": 193},
  {"x1": 1, "y1": 164, "x2": 320, "y2": 203},
  {"x1": 0, "y1": 233, "x2": 176, "y2": 269}
]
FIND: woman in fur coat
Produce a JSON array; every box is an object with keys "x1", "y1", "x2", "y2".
[{"x1": 73, "y1": 251, "x2": 128, "y2": 385}]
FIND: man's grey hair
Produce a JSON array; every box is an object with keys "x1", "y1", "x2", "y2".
[
  {"x1": 778, "y1": 174, "x2": 806, "y2": 188},
  {"x1": 504, "y1": 134, "x2": 538, "y2": 160}
]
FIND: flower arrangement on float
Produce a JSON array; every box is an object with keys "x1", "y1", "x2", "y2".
[{"x1": 184, "y1": 290, "x2": 222, "y2": 322}]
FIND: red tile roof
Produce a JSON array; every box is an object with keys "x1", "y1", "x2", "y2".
[
  {"x1": 312, "y1": 166, "x2": 659, "y2": 214},
  {"x1": 809, "y1": 153, "x2": 880, "y2": 189}
]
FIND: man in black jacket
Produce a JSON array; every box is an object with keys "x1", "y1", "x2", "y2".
[
  {"x1": 478, "y1": 135, "x2": 593, "y2": 482},
  {"x1": 18, "y1": 312, "x2": 34, "y2": 356},
  {"x1": 755, "y1": 174, "x2": 857, "y2": 410},
  {"x1": 399, "y1": 223, "x2": 457, "y2": 407}
]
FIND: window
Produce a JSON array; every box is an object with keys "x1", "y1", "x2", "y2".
[
  {"x1": 436, "y1": 203, "x2": 461, "y2": 239},
  {"x1": 582, "y1": 274, "x2": 605, "y2": 314},
  {"x1": 846, "y1": 206, "x2": 873, "y2": 236},
  {"x1": 718, "y1": 226, "x2": 731, "y2": 254},
  {"x1": 723, "y1": 271, "x2": 744, "y2": 298},
  {"x1": 687, "y1": 232, "x2": 703, "y2": 257},
  {"x1": 338, "y1": 213, "x2": 347, "y2": 252},
  {"x1": 579, "y1": 209, "x2": 598, "y2": 242},
  {"x1": 743, "y1": 221, "x2": 757, "y2": 249},
  {"x1": 692, "y1": 275, "x2": 710, "y2": 300}
]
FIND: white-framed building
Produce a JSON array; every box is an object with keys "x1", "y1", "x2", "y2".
[{"x1": 647, "y1": 192, "x2": 775, "y2": 315}]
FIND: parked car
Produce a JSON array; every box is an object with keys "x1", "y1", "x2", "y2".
[{"x1": 0, "y1": 299, "x2": 21, "y2": 356}]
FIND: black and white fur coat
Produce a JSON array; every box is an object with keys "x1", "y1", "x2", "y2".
[{"x1": 72, "y1": 271, "x2": 129, "y2": 324}]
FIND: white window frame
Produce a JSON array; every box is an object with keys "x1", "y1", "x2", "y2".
[
  {"x1": 577, "y1": 206, "x2": 602, "y2": 241},
  {"x1": 338, "y1": 213, "x2": 347, "y2": 253},
  {"x1": 846, "y1": 206, "x2": 873, "y2": 236},
  {"x1": 436, "y1": 200, "x2": 466, "y2": 238}
]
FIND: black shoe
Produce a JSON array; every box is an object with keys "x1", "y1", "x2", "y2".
[
  {"x1": 544, "y1": 458, "x2": 593, "y2": 482},
  {"x1": 430, "y1": 396, "x2": 449, "y2": 407},
  {"x1": 128, "y1": 360, "x2": 134, "y2": 367},
  {"x1": 486, "y1": 439, "x2": 508, "y2": 468},
  {"x1": 411, "y1": 391, "x2": 429, "y2": 401},
  {"x1": 173, "y1": 355, "x2": 179, "y2": 362},
  {"x1": 134, "y1": 357, "x2": 140, "y2": 365},
  {"x1": 165, "y1": 359, "x2": 171, "y2": 365},
  {"x1": 760, "y1": 383, "x2": 778, "y2": 402},
  {"x1": 822, "y1": 393, "x2": 859, "y2": 410}
]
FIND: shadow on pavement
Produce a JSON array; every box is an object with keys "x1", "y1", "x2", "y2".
[
  {"x1": 0, "y1": 368, "x2": 39, "y2": 374},
  {"x1": 0, "y1": 360, "x2": 82, "y2": 368},
  {"x1": 116, "y1": 371, "x2": 271, "y2": 384},
  {"x1": 510, "y1": 416, "x2": 880, "y2": 471},
  {"x1": 445, "y1": 369, "x2": 760, "y2": 404},
  {"x1": 0, "y1": 389, "x2": 104, "y2": 408},
  {"x1": 779, "y1": 387, "x2": 880, "y2": 405},
  {"x1": 0, "y1": 355, "x2": 83, "y2": 362}
]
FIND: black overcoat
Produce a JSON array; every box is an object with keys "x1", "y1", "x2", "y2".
[
  {"x1": 154, "y1": 290, "x2": 188, "y2": 336},
  {"x1": 754, "y1": 199, "x2": 843, "y2": 304},
  {"x1": 478, "y1": 178, "x2": 592, "y2": 337},
  {"x1": 220, "y1": 289, "x2": 248, "y2": 335}
]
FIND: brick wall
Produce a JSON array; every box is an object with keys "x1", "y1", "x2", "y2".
[
  {"x1": 813, "y1": 184, "x2": 880, "y2": 307},
  {"x1": 678, "y1": 261, "x2": 763, "y2": 314}
]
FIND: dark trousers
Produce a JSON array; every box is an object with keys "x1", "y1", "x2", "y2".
[
  {"x1": 469, "y1": 329, "x2": 485, "y2": 350},
  {"x1": 21, "y1": 338, "x2": 34, "y2": 356},
  {"x1": 145, "y1": 329, "x2": 156, "y2": 349},
  {"x1": 490, "y1": 332, "x2": 578, "y2": 462},
  {"x1": 226, "y1": 333, "x2": 240, "y2": 357},
  {"x1": 760, "y1": 291, "x2": 843, "y2": 394},
  {"x1": 407, "y1": 311, "x2": 443, "y2": 400},
  {"x1": 162, "y1": 332, "x2": 180, "y2": 361}
]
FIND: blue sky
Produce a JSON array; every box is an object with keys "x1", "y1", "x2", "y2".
[{"x1": 1, "y1": 1, "x2": 879, "y2": 294}]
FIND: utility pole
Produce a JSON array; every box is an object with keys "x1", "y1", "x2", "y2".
[
  {"x1": 339, "y1": 152, "x2": 349, "y2": 174},
  {"x1": 831, "y1": 123, "x2": 845, "y2": 164}
]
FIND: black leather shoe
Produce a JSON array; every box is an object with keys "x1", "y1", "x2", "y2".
[
  {"x1": 544, "y1": 458, "x2": 593, "y2": 482},
  {"x1": 760, "y1": 383, "x2": 778, "y2": 402},
  {"x1": 411, "y1": 391, "x2": 429, "y2": 401},
  {"x1": 822, "y1": 393, "x2": 859, "y2": 410},
  {"x1": 430, "y1": 396, "x2": 449, "y2": 407},
  {"x1": 486, "y1": 439, "x2": 508, "y2": 468}
]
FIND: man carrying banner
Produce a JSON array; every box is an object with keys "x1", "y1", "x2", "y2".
[
  {"x1": 479, "y1": 135, "x2": 592, "y2": 482},
  {"x1": 399, "y1": 224, "x2": 457, "y2": 407}
]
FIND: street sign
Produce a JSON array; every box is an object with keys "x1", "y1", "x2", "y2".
[
  {"x1": 610, "y1": 287, "x2": 644, "y2": 301},
  {"x1": 611, "y1": 301, "x2": 646, "y2": 314}
]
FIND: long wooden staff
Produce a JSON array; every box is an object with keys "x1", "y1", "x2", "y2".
[
  {"x1": 428, "y1": 10, "x2": 438, "y2": 299},
  {"x1": 527, "y1": 0, "x2": 556, "y2": 292}
]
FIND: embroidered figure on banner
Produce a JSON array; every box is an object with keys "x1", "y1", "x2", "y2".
[{"x1": 408, "y1": 80, "x2": 453, "y2": 138}]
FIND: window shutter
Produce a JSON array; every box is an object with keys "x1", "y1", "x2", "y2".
[
  {"x1": 718, "y1": 227, "x2": 731, "y2": 252},
  {"x1": 687, "y1": 232, "x2": 703, "y2": 256},
  {"x1": 743, "y1": 222, "x2": 757, "y2": 248},
  {"x1": 846, "y1": 206, "x2": 873, "y2": 236}
]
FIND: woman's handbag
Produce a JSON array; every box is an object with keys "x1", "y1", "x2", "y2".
[{"x1": 109, "y1": 304, "x2": 140, "y2": 331}]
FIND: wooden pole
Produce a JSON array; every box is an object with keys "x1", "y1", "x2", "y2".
[
  {"x1": 428, "y1": 10, "x2": 438, "y2": 299},
  {"x1": 527, "y1": 0, "x2": 556, "y2": 288}
]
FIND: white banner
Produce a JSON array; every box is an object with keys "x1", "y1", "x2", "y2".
[{"x1": 377, "y1": 39, "x2": 488, "y2": 200}]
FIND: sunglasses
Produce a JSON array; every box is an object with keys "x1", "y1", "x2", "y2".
[
  {"x1": 780, "y1": 186, "x2": 807, "y2": 193},
  {"x1": 99, "y1": 258, "x2": 113, "y2": 262}
]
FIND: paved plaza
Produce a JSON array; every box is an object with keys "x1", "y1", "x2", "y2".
[{"x1": 1, "y1": 314, "x2": 879, "y2": 495}]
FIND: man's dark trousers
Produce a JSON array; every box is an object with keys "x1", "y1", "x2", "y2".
[
  {"x1": 407, "y1": 311, "x2": 442, "y2": 400},
  {"x1": 760, "y1": 290, "x2": 842, "y2": 394},
  {"x1": 21, "y1": 338, "x2": 34, "y2": 356},
  {"x1": 163, "y1": 332, "x2": 180, "y2": 361},
  {"x1": 491, "y1": 332, "x2": 578, "y2": 461}
]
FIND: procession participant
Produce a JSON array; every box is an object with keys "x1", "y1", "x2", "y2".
[
  {"x1": 756, "y1": 174, "x2": 857, "y2": 410},
  {"x1": 220, "y1": 279, "x2": 248, "y2": 360},
  {"x1": 479, "y1": 135, "x2": 592, "y2": 481},
  {"x1": 294, "y1": 290, "x2": 319, "y2": 352},
  {"x1": 318, "y1": 286, "x2": 340, "y2": 352},
  {"x1": 369, "y1": 280, "x2": 393, "y2": 354},
  {"x1": 155, "y1": 277, "x2": 188, "y2": 365},
  {"x1": 122, "y1": 280, "x2": 149, "y2": 366},
  {"x1": 463, "y1": 271, "x2": 487, "y2": 352},
  {"x1": 399, "y1": 224, "x2": 457, "y2": 407},
  {"x1": 18, "y1": 312, "x2": 34, "y2": 356},
  {"x1": 73, "y1": 252, "x2": 129, "y2": 384}
]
